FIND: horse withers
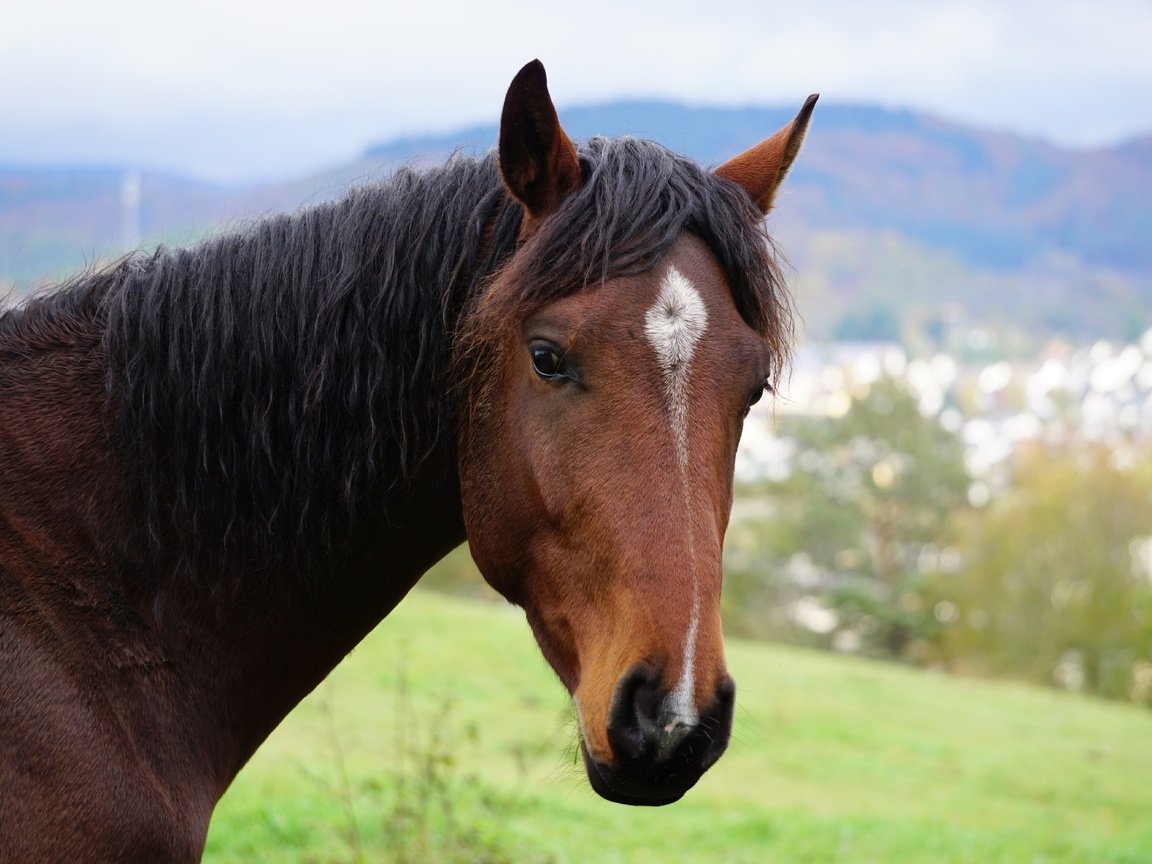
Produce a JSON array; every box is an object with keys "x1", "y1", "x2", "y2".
[{"x1": 0, "y1": 60, "x2": 814, "y2": 860}]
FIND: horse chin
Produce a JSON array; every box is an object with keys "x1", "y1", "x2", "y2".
[{"x1": 580, "y1": 743, "x2": 697, "y2": 807}]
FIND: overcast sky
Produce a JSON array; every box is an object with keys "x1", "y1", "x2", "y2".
[{"x1": 3, "y1": 0, "x2": 1150, "y2": 183}]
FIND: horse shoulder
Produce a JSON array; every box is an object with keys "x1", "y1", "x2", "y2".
[
  {"x1": 0, "y1": 347, "x2": 212, "y2": 861},
  {"x1": 0, "y1": 616, "x2": 213, "y2": 863}
]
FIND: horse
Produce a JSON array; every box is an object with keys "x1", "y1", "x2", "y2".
[{"x1": 0, "y1": 60, "x2": 814, "y2": 861}]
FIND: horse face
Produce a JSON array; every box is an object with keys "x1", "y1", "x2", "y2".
[
  {"x1": 460, "y1": 233, "x2": 772, "y2": 804},
  {"x1": 457, "y1": 60, "x2": 813, "y2": 806}
]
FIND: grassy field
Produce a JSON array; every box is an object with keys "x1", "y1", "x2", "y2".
[{"x1": 204, "y1": 590, "x2": 1152, "y2": 863}]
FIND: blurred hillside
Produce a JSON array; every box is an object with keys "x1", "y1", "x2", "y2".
[{"x1": 2, "y1": 101, "x2": 1149, "y2": 343}]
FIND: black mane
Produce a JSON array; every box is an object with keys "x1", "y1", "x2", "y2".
[
  {"x1": 0, "y1": 139, "x2": 791, "y2": 575},
  {"x1": 105, "y1": 156, "x2": 520, "y2": 571}
]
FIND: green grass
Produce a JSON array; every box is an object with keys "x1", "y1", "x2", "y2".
[{"x1": 204, "y1": 590, "x2": 1152, "y2": 863}]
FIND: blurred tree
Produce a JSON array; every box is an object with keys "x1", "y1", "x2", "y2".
[
  {"x1": 947, "y1": 444, "x2": 1152, "y2": 703},
  {"x1": 725, "y1": 377, "x2": 970, "y2": 660}
]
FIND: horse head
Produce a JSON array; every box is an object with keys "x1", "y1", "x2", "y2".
[{"x1": 459, "y1": 60, "x2": 814, "y2": 806}]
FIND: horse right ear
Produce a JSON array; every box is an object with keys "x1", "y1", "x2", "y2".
[{"x1": 499, "y1": 60, "x2": 582, "y2": 233}]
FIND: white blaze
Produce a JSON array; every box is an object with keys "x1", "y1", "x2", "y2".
[
  {"x1": 644, "y1": 265, "x2": 708, "y2": 729},
  {"x1": 644, "y1": 266, "x2": 709, "y2": 461}
]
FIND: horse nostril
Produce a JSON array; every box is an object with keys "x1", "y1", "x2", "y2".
[
  {"x1": 606, "y1": 665, "x2": 658, "y2": 761},
  {"x1": 607, "y1": 664, "x2": 697, "y2": 763}
]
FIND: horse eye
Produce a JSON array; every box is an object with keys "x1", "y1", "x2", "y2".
[
  {"x1": 530, "y1": 346, "x2": 565, "y2": 380},
  {"x1": 744, "y1": 381, "x2": 772, "y2": 416}
]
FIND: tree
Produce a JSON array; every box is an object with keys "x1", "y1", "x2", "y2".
[
  {"x1": 947, "y1": 444, "x2": 1152, "y2": 702},
  {"x1": 726, "y1": 376, "x2": 970, "y2": 659}
]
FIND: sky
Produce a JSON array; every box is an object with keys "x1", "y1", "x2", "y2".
[{"x1": 3, "y1": 0, "x2": 1151, "y2": 183}]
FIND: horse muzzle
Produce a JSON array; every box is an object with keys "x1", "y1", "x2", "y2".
[{"x1": 581, "y1": 664, "x2": 735, "y2": 806}]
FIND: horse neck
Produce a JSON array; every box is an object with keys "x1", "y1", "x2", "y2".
[
  {"x1": 0, "y1": 168, "x2": 510, "y2": 835},
  {"x1": 115, "y1": 168, "x2": 509, "y2": 789},
  {"x1": 165, "y1": 448, "x2": 467, "y2": 784},
  {"x1": 134, "y1": 195, "x2": 514, "y2": 783}
]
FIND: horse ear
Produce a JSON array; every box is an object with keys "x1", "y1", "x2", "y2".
[
  {"x1": 499, "y1": 60, "x2": 582, "y2": 230},
  {"x1": 715, "y1": 94, "x2": 819, "y2": 214}
]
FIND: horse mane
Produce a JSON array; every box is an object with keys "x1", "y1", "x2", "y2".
[
  {"x1": 103, "y1": 156, "x2": 522, "y2": 574},
  {"x1": 0, "y1": 267, "x2": 119, "y2": 358},
  {"x1": 0, "y1": 138, "x2": 792, "y2": 577}
]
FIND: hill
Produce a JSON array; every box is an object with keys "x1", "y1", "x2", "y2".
[
  {"x1": 3, "y1": 101, "x2": 1150, "y2": 343},
  {"x1": 366, "y1": 101, "x2": 1152, "y2": 274},
  {"x1": 204, "y1": 589, "x2": 1152, "y2": 863}
]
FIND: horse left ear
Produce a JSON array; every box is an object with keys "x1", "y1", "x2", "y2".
[
  {"x1": 499, "y1": 59, "x2": 582, "y2": 232},
  {"x1": 715, "y1": 94, "x2": 819, "y2": 214}
]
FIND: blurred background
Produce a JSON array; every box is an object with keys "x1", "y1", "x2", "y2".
[{"x1": 4, "y1": 1, "x2": 1151, "y2": 861}]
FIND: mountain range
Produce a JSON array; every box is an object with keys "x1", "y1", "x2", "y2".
[{"x1": 3, "y1": 101, "x2": 1149, "y2": 347}]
